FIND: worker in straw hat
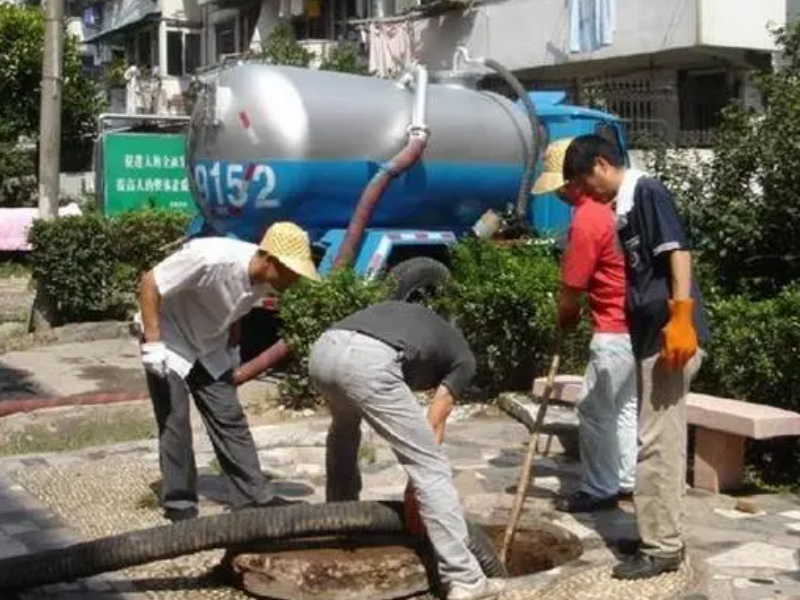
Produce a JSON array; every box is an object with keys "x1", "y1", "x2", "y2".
[
  {"x1": 137, "y1": 222, "x2": 319, "y2": 522},
  {"x1": 534, "y1": 138, "x2": 638, "y2": 515}
]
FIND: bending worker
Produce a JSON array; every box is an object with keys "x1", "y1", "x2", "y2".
[
  {"x1": 138, "y1": 222, "x2": 319, "y2": 522},
  {"x1": 309, "y1": 301, "x2": 504, "y2": 600}
]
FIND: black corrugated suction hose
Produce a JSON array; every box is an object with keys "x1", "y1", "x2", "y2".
[{"x1": 0, "y1": 500, "x2": 506, "y2": 590}]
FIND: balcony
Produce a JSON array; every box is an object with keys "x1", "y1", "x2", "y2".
[{"x1": 413, "y1": 0, "x2": 785, "y2": 73}]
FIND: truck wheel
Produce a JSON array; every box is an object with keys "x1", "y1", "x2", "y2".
[{"x1": 389, "y1": 257, "x2": 451, "y2": 302}]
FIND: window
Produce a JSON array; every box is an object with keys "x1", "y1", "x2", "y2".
[
  {"x1": 167, "y1": 31, "x2": 183, "y2": 76},
  {"x1": 137, "y1": 29, "x2": 153, "y2": 67},
  {"x1": 186, "y1": 33, "x2": 201, "y2": 74},
  {"x1": 239, "y1": 4, "x2": 260, "y2": 52},
  {"x1": 678, "y1": 70, "x2": 733, "y2": 146},
  {"x1": 165, "y1": 30, "x2": 203, "y2": 76},
  {"x1": 215, "y1": 20, "x2": 236, "y2": 61}
]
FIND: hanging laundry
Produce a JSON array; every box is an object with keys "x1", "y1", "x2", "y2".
[
  {"x1": 569, "y1": 0, "x2": 616, "y2": 53},
  {"x1": 368, "y1": 21, "x2": 414, "y2": 77}
]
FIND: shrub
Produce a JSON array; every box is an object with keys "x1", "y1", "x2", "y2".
[
  {"x1": 694, "y1": 285, "x2": 800, "y2": 488},
  {"x1": 319, "y1": 44, "x2": 369, "y2": 75},
  {"x1": 0, "y1": 144, "x2": 36, "y2": 207},
  {"x1": 256, "y1": 22, "x2": 312, "y2": 67},
  {"x1": 433, "y1": 238, "x2": 590, "y2": 396},
  {"x1": 28, "y1": 210, "x2": 190, "y2": 324},
  {"x1": 276, "y1": 239, "x2": 591, "y2": 407},
  {"x1": 0, "y1": 4, "x2": 104, "y2": 169},
  {"x1": 278, "y1": 269, "x2": 394, "y2": 408}
]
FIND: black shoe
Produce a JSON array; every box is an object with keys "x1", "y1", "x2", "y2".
[
  {"x1": 555, "y1": 491, "x2": 618, "y2": 513},
  {"x1": 612, "y1": 550, "x2": 684, "y2": 580},
  {"x1": 616, "y1": 538, "x2": 642, "y2": 555},
  {"x1": 164, "y1": 506, "x2": 198, "y2": 522},
  {"x1": 617, "y1": 489, "x2": 634, "y2": 502}
]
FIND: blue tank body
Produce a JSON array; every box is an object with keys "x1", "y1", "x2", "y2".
[{"x1": 187, "y1": 65, "x2": 626, "y2": 246}]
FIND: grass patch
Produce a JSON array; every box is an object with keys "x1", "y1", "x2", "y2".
[
  {"x1": 0, "y1": 414, "x2": 156, "y2": 456},
  {"x1": 0, "y1": 259, "x2": 30, "y2": 279}
]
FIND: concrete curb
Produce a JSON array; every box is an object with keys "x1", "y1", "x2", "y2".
[{"x1": 0, "y1": 321, "x2": 132, "y2": 355}]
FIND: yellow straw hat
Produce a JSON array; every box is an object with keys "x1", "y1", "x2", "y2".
[
  {"x1": 532, "y1": 137, "x2": 575, "y2": 195},
  {"x1": 259, "y1": 222, "x2": 321, "y2": 282}
]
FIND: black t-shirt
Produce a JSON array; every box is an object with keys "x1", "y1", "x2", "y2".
[
  {"x1": 616, "y1": 176, "x2": 711, "y2": 359},
  {"x1": 332, "y1": 301, "x2": 477, "y2": 398}
]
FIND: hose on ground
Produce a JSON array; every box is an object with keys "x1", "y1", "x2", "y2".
[{"x1": 0, "y1": 500, "x2": 506, "y2": 590}]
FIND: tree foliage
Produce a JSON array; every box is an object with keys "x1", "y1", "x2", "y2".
[
  {"x1": 0, "y1": 4, "x2": 104, "y2": 168},
  {"x1": 646, "y1": 22, "x2": 800, "y2": 298}
]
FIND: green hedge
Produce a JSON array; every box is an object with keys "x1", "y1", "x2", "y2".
[
  {"x1": 28, "y1": 210, "x2": 190, "y2": 323},
  {"x1": 277, "y1": 238, "x2": 589, "y2": 406},
  {"x1": 278, "y1": 268, "x2": 394, "y2": 407},
  {"x1": 432, "y1": 238, "x2": 590, "y2": 396},
  {"x1": 694, "y1": 286, "x2": 800, "y2": 487}
]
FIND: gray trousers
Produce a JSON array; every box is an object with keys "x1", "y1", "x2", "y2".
[
  {"x1": 577, "y1": 333, "x2": 637, "y2": 498},
  {"x1": 308, "y1": 329, "x2": 485, "y2": 588},
  {"x1": 146, "y1": 362, "x2": 271, "y2": 511},
  {"x1": 635, "y1": 351, "x2": 703, "y2": 557}
]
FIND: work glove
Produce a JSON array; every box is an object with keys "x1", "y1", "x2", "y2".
[
  {"x1": 403, "y1": 482, "x2": 426, "y2": 537},
  {"x1": 661, "y1": 299, "x2": 698, "y2": 371},
  {"x1": 141, "y1": 341, "x2": 169, "y2": 378}
]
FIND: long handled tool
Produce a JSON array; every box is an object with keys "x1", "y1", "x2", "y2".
[{"x1": 499, "y1": 335, "x2": 562, "y2": 566}]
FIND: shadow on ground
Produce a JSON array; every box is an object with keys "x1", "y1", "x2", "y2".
[{"x1": 0, "y1": 361, "x2": 45, "y2": 400}]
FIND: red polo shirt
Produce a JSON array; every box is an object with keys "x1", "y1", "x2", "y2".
[{"x1": 561, "y1": 194, "x2": 628, "y2": 333}]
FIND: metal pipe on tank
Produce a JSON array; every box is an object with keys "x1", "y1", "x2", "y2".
[
  {"x1": 410, "y1": 64, "x2": 428, "y2": 138},
  {"x1": 332, "y1": 64, "x2": 430, "y2": 269}
]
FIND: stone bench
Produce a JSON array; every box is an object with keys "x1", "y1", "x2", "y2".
[{"x1": 524, "y1": 375, "x2": 800, "y2": 493}]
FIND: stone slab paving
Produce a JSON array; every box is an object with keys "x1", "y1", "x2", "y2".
[{"x1": 0, "y1": 415, "x2": 798, "y2": 599}]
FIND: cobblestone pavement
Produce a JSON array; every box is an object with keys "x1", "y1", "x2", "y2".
[{"x1": 1, "y1": 412, "x2": 799, "y2": 600}]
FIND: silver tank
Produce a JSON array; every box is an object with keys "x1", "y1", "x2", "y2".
[{"x1": 187, "y1": 63, "x2": 532, "y2": 239}]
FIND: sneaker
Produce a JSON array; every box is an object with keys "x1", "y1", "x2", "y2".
[
  {"x1": 164, "y1": 506, "x2": 198, "y2": 522},
  {"x1": 612, "y1": 549, "x2": 684, "y2": 580},
  {"x1": 448, "y1": 577, "x2": 506, "y2": 600},
  {"x1": 555, "y1": 490, "x2": 618, "y2": 513}
]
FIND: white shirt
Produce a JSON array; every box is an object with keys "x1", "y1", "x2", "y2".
[{"x1": 153, "y1": 238, "x2": 272, "y2": 380}]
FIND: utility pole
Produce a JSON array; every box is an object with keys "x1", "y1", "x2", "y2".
[{"x1": 38, "y1": 0, "x2": 64, "y2": 220}]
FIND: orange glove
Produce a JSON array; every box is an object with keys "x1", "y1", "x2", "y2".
[
  {"x1": 661, "y1": 299, "x2": 698, "y2": 371},
  {"x1": 403, "y1": 483, "x2": 426, "y2": 537}
]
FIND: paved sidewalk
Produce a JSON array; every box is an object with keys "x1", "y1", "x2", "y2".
[
  {"x1": 0, "y1": 413, "x2": 799, "y2": 599},
  {"x1": 0, "y1": 337, "x2": 146, "y2": 401}
]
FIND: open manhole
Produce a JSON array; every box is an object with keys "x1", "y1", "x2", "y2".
[
  {"x1": 484, "y1": 523, "x2": 583, "y2": 577},
  {"x1": 228, "y1": 521, "x2": 583, "y2": 599}
]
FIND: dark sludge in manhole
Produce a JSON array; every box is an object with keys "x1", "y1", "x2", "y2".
[{"x1": 484, "y1": 524, "x2": 584, "y2": 577}]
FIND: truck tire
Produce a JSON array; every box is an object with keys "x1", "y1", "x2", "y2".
[{"x1": 389, "y1": 257, "x2": 451, "y2": 302}]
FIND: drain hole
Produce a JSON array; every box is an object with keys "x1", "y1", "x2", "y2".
[{"x1": 484, "y1": 525, "x2": 583, "y2": 576}]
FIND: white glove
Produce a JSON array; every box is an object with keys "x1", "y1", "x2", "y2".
[
  {"x1": 141, "y1": 342, "x2": 168, "y2": 378},
  {"x1": 228, "y1": 345, "x2": 242, "y2": 369}
]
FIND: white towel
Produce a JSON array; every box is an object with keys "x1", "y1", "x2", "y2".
[{"x1": 570, "y1": 0, "x2": 616, "y2": 53}]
